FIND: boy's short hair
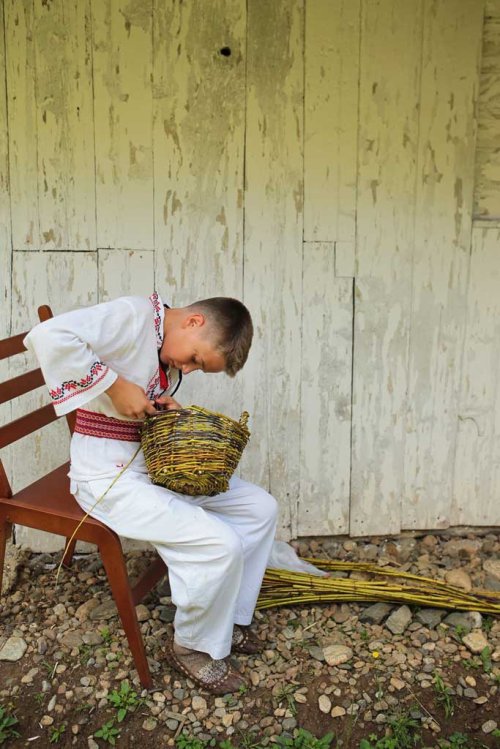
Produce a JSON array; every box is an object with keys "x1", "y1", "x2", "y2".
[{"x1": 188, "y1": 297, "x2": 253, "y2": 376}]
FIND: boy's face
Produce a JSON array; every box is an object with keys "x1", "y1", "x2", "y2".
[{"x1": 160, "y1": 312, "x2": 226, "y2": 375}]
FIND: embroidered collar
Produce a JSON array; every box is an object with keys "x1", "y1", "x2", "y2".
[
  {"x1": 149, "y1": 291, "x2": 164, "y2": 349},
  {"x1": 149, "y1": 292, "x2": 183, "y2": 397}
]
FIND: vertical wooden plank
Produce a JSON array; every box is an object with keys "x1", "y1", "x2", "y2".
[
  {"x1": 350, "y1": 0, "x2": 422, "y2": 536},
  {"x1": 304, "y1": 0, "x2": 360, "y2": 242},
  {"x1": 34, "y1": 0, "x2": 96, "y2": 250},
  {"x1": 6, "y1": 0, "x2": 95, "y2": 251},
  {"x1": 10, "y1": 250, "x2": 98, "y2": 551},
  {"x1": 153, "y1": 0, "x2": 246, "y2": 418},
  {"x1": 0, "y1": 0, "x2": 11, "y2": 337},
  {"x1": 244, "y1": 0, "x2": 304, "y2": 538},
  {"x1": 0, "y1": 0, "x2": 12, "y2": 446},
  {"x1": 404, "y1": 0, "x2": 484, "y2": 530},
  {"x1": 93, "y1": 0, "x2": 153, "y2": 250},
  {"x1": 453, "y1": 226, "x2": 500, "y2": 526},
  {"x1": 298, "y1": 243, "x2": 352, "y2": 535},
  {"x1": 98, "y1": 249, "x2": 154, "y2": 301},
  {"x1": 153, "y1": 0, "x2": 245, "y2": 302},
  {"x1": 474, "y1": 0, "x2": 500, "y2": 218},
  {"x1": 5, "y1": 0, "x2": 40, "y2": 250}
]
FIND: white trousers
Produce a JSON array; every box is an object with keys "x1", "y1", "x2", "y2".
[{"x1": 72, "y1": 471, "x2": 278, "y2": 659}]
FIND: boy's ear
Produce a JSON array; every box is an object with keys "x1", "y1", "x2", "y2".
[{"x1": 183, "y1": 312, "x2": 205, "y2": 329}]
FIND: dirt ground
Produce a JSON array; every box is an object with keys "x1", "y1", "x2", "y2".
[{"x1": 0, "y1": 533, "x2": 499, "y2": 748}]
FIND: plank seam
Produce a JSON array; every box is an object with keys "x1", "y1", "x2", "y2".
[
  {"x1": 90, "y1": 0, "x2": 99, "y2": 286},
  {"x1": 349, "y1": 0, "x2": 363, "y2": 536},
  {"x1": 32, "y1": 0, "x2": 41, "y2": 250},
  {"x1": 403, "y1": 0, "x2": 426, "y2": 529},
  {"x1": 242, "y1": 0, "x2": 249, "y2": 318},
  {"x1": 295, "y1": 0, "x2": 307, "y2": 540},
  {"x1": 151, "y1": 0, "x2": 156, "y2": 280},
  {"x1": 451, "y1": 2, "x2": 487, "y2": 520}
]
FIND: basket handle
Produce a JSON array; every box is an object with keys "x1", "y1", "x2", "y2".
[{"x1": 239, "y1": 411, "x2": 249, "y2": 429}]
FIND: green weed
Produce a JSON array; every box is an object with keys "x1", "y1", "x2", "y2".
[
  {"x1": 41, "y1": 659, "x2": 57, "y2": 678},
  {"x1": 0, "y1": 705, "x2": 20, "y2": 745},
  {"x1": 176, "y1": 733, "x2": 217, "y2": 749},
  {"x1": 482, "y1": 616, "x2": 494, "y2": 634},
  {"x1": 94, "y1": 720, "x2": 120, "y2": 746},
  {"x1": 107, "y1": 681, "x2": 141, "y2": 722},
  {"x1": 78, "y1": 643, "x2": 93, "y2": 665},
  {"x1": 360, "y1": 710, "x2": 421, "y2": 749},
  {"x1": 360, "y1": 628, "x2": 370, "y2": 642},
  {"x1": 462, "y1": 656, "x2": 481, "y2": 670},
  {"x1": 274, "y1": 683, "x2": 299, "y2": 717},
  {"x1": 235, "y1": 729, "x2": 263, "y2": 749},
  {"x1": 433, "y1": 672, "x2": 455, "y2": 718},
  {"x1": 49, "y1": 723, "x2": 66, "y2": 744},
  {"x1": 438, "y1": 732, "x2": 470, "y2": 749},
  {"x1": 452, "y1": 624, "x2": 467, "y2": 643},
  {"x1": 479, "y1": 646, "x2": 492, "y2": 674},
  {"x1": 277, "y1": 727, "x2": 335, "y2": 749},
  {"x1": 438, "y1": 730, "x2": 492, "y2": 749},
  {"x1": 99, "y1": 627, "x2": 113, "y2": 645}
]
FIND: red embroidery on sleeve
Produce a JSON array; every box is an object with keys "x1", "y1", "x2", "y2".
[{"x1": 49, "y1": 361, "x2": 110, "y2": 405}]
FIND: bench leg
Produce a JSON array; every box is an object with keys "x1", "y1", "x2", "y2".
[
  {"x1": 62, "y1": 537, "x2": 77, "y2": 568},
  {"x1": 0, "y1": 518, "x2": 13, "y2": 598},
  {"x1": 99, "y1": 536, "x2": 153, "y2": 690},
  {"x1": 131, "y1": 556, "x2": 167, "y2": 605}
]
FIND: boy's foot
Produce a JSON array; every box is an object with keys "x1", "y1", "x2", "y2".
[
  {"x1": 231, "y1": 624, "x2": 262, "y2": 655},
  {"x1": 167, "y1": 642, "x2": 246, "y2": 695}
]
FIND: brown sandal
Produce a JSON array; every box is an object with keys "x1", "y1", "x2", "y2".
[
  {"x1": 165, "y1": 642, "x2": 246, "y2": 695},
  {"x1": 231, "y1": 624, "x2": 263, "y2": 655}
]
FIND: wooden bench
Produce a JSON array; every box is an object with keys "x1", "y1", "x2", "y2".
[{"x1": 0, "y1": 305, "x2": 168, "y2": 689}]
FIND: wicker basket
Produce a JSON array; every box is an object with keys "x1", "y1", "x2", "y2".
[{"x1": 141, "y1": 405, "x2": 250, "y2": 496}]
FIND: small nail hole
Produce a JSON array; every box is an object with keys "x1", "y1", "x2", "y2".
[{"x1": 220, "y1": 47, "x2": 231, "y2": 57}]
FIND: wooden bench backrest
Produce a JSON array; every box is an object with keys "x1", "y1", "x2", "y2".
[{"x1": 0, "y1": 305, "x2": 73, "y2": 497}]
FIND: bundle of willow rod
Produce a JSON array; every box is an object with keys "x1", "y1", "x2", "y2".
[
  {"x1": 142, "y1": 405, "x2": 250, "y2": 496},
  {"x1": 257, "y1": 558, "x2": 500, "y2": 615}
]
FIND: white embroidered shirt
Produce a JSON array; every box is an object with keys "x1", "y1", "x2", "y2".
[{"x1": 23, "y1": 292, "x2": 180, "y2": 481}]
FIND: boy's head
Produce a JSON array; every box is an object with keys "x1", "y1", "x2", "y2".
[{"x1": 160, "y1": 297, "x2": 253, "y2": 377}]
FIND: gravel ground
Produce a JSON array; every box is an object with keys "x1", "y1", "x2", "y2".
[{"x1": 0, "y1": 531, "x2": 499, "y2": 748}]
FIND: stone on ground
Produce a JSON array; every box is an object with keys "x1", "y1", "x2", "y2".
[
  {"x1": 462, "y1": 630, "x2": 489, "y2": 654},
  {"x1": 323, "y1": 644, "x2": 353, "y2": 666},
  {"x1": 0, "y1": 636, "x2": 27, "y2": 661},
  {"x1": 385, "y1": 605, "x2": 412, "y2": 635},
  {"x1": 444, "y1": 568, "x2": 472, "y2": 592}
]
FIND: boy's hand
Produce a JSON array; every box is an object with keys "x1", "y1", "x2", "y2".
[
  {"x1": 106, "y1": 376, "x2": 157, "y2": 419},
  {"x1": 154, "y1": 395, "x2": 183, "y2": 411}
]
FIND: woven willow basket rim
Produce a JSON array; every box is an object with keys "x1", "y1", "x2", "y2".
[{"x1": 143, "y1": 404, "x2": 249, "y2": 431}]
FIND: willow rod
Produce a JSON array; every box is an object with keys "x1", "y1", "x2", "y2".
[{"x1": 256, "y1": 559, "x2": 500, "y2": 615}]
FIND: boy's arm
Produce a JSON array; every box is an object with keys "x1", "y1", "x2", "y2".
[{"x1": 23, "y1": 298, "x2": 155, "y2": 418}]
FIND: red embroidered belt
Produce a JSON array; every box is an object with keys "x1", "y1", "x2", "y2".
[{"x1": 74, "y1": 409, "x2": 142, "y2": 442}]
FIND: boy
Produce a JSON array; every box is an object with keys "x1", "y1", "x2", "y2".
[{"x1": 24, "y1": 291, "x2": 278, "y2": 694}]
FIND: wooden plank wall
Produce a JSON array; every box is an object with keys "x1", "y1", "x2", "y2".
[
  {"x1": 404, "y1": 0, "x2": 484, "y2": 530},
  {"x1": 454, "y1": 0, "x2": 500, "y2": 527},
  {"x1": 474, "y1": 0, "x2": 500, "y2": 218},
  {"x1": 350, "y1": 1, "x2": 423, "y2": 536},
  {"x1": 0, "y1": 0, "x2": 498, "y2": 550}
]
